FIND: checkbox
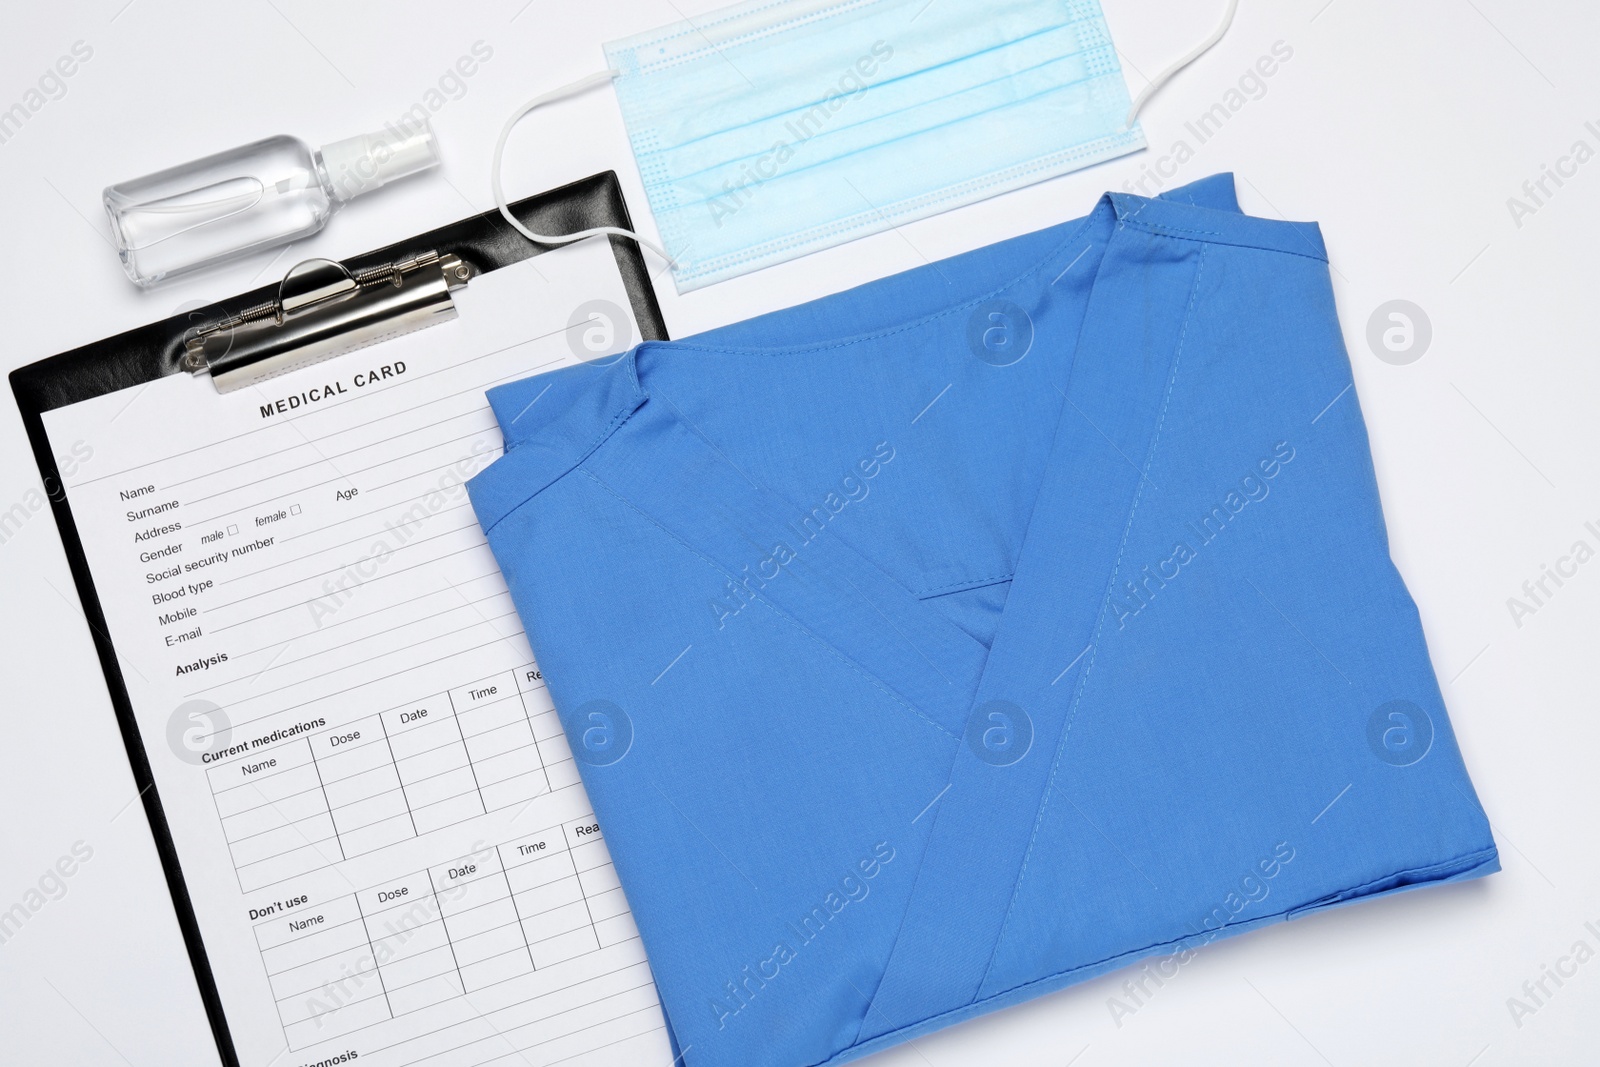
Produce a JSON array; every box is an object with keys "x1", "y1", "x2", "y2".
[
  {"x1": 226, "y1": 524, "x2": 238, "y2": 535},
  {"x1": 289, "y1": 504, "x2": 302, "y2": 516}
]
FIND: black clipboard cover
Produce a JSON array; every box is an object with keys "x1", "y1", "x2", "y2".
[{"x1": 8, "y1": 171, "x2": 668, "y2": 1067}]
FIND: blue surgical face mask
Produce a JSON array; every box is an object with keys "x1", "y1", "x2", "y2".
[{"x1": 492, "y1": 0, "x2": 1237, "y2": 292}]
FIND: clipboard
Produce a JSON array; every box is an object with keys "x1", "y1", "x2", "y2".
[{"x1": 9, "y1": 171, "x2": 668, "y2": 1067}]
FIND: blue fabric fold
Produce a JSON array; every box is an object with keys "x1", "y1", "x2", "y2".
[{"x1": 469, "y1": 174, "x2": 1497, "y2": 1067}]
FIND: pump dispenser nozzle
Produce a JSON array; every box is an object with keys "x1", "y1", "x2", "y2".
[{"x1": 319, "y1": 124, "x2": 441, "y2": 203}]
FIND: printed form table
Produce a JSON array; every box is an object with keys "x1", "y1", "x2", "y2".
[
  {"x1": 208, "y1": 665, "x2": 575, "y2": 892},
  {"x1": 255, "y1": 815, "x2": 640, "y2": 1049}
]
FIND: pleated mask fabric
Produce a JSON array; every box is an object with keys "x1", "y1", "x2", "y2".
[
  {"x1": 603, "y1": 0, "x2": 1145, "y2": 291},
  {"x1": 467, "y1": 174, "x2": 1498, "y2": 1067}
]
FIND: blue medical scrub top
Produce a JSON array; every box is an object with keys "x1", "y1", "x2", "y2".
[{"x1": 469, "y1": 174, "x2": 1497, "y2": 1067}]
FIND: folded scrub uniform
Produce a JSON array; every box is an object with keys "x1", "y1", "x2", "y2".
[{"x1": 467, "y1": 174, "x2": 1498, "y2": 1067}]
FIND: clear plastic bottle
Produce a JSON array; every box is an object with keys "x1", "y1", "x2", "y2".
[{"x1": 104, "y1": 124, "x2": 440, "y2": 287}]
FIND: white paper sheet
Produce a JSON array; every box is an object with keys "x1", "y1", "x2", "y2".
[{"x1": 41, "y1": 241, "x2": 675, "y2": 1067}]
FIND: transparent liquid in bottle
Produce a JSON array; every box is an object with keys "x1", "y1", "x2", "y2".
[
  {"x1": 106, "y1": 136, "x2": 332, "y2": 288},
  {"x1": 104, "y1": 126, "x2": 438, "y2": 287}
]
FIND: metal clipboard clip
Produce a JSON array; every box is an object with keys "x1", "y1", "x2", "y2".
[{"x1": 182, "y1": 250, "x2": 471, "y2": 393}]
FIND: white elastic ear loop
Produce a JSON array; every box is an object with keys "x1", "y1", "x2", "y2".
[
  {"x1": 491, "y1": 68, "x2": 675, "y2": 266},
  {"x1": 1125, "y1": 0, "x2": 1239, "y2": 125}
]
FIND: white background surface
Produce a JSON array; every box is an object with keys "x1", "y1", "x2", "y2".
[{"x1": 0, "y1": 1, "x2": 1595, "y2": 1064}]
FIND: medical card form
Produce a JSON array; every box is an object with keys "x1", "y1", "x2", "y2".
[{"x1": 35, "y1": 242, "x2": 675, "y2": 1067}]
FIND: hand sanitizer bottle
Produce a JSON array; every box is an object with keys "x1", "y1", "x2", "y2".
[{"x1": 104, "y1": 123, "x2": 440, "y2": 287}]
